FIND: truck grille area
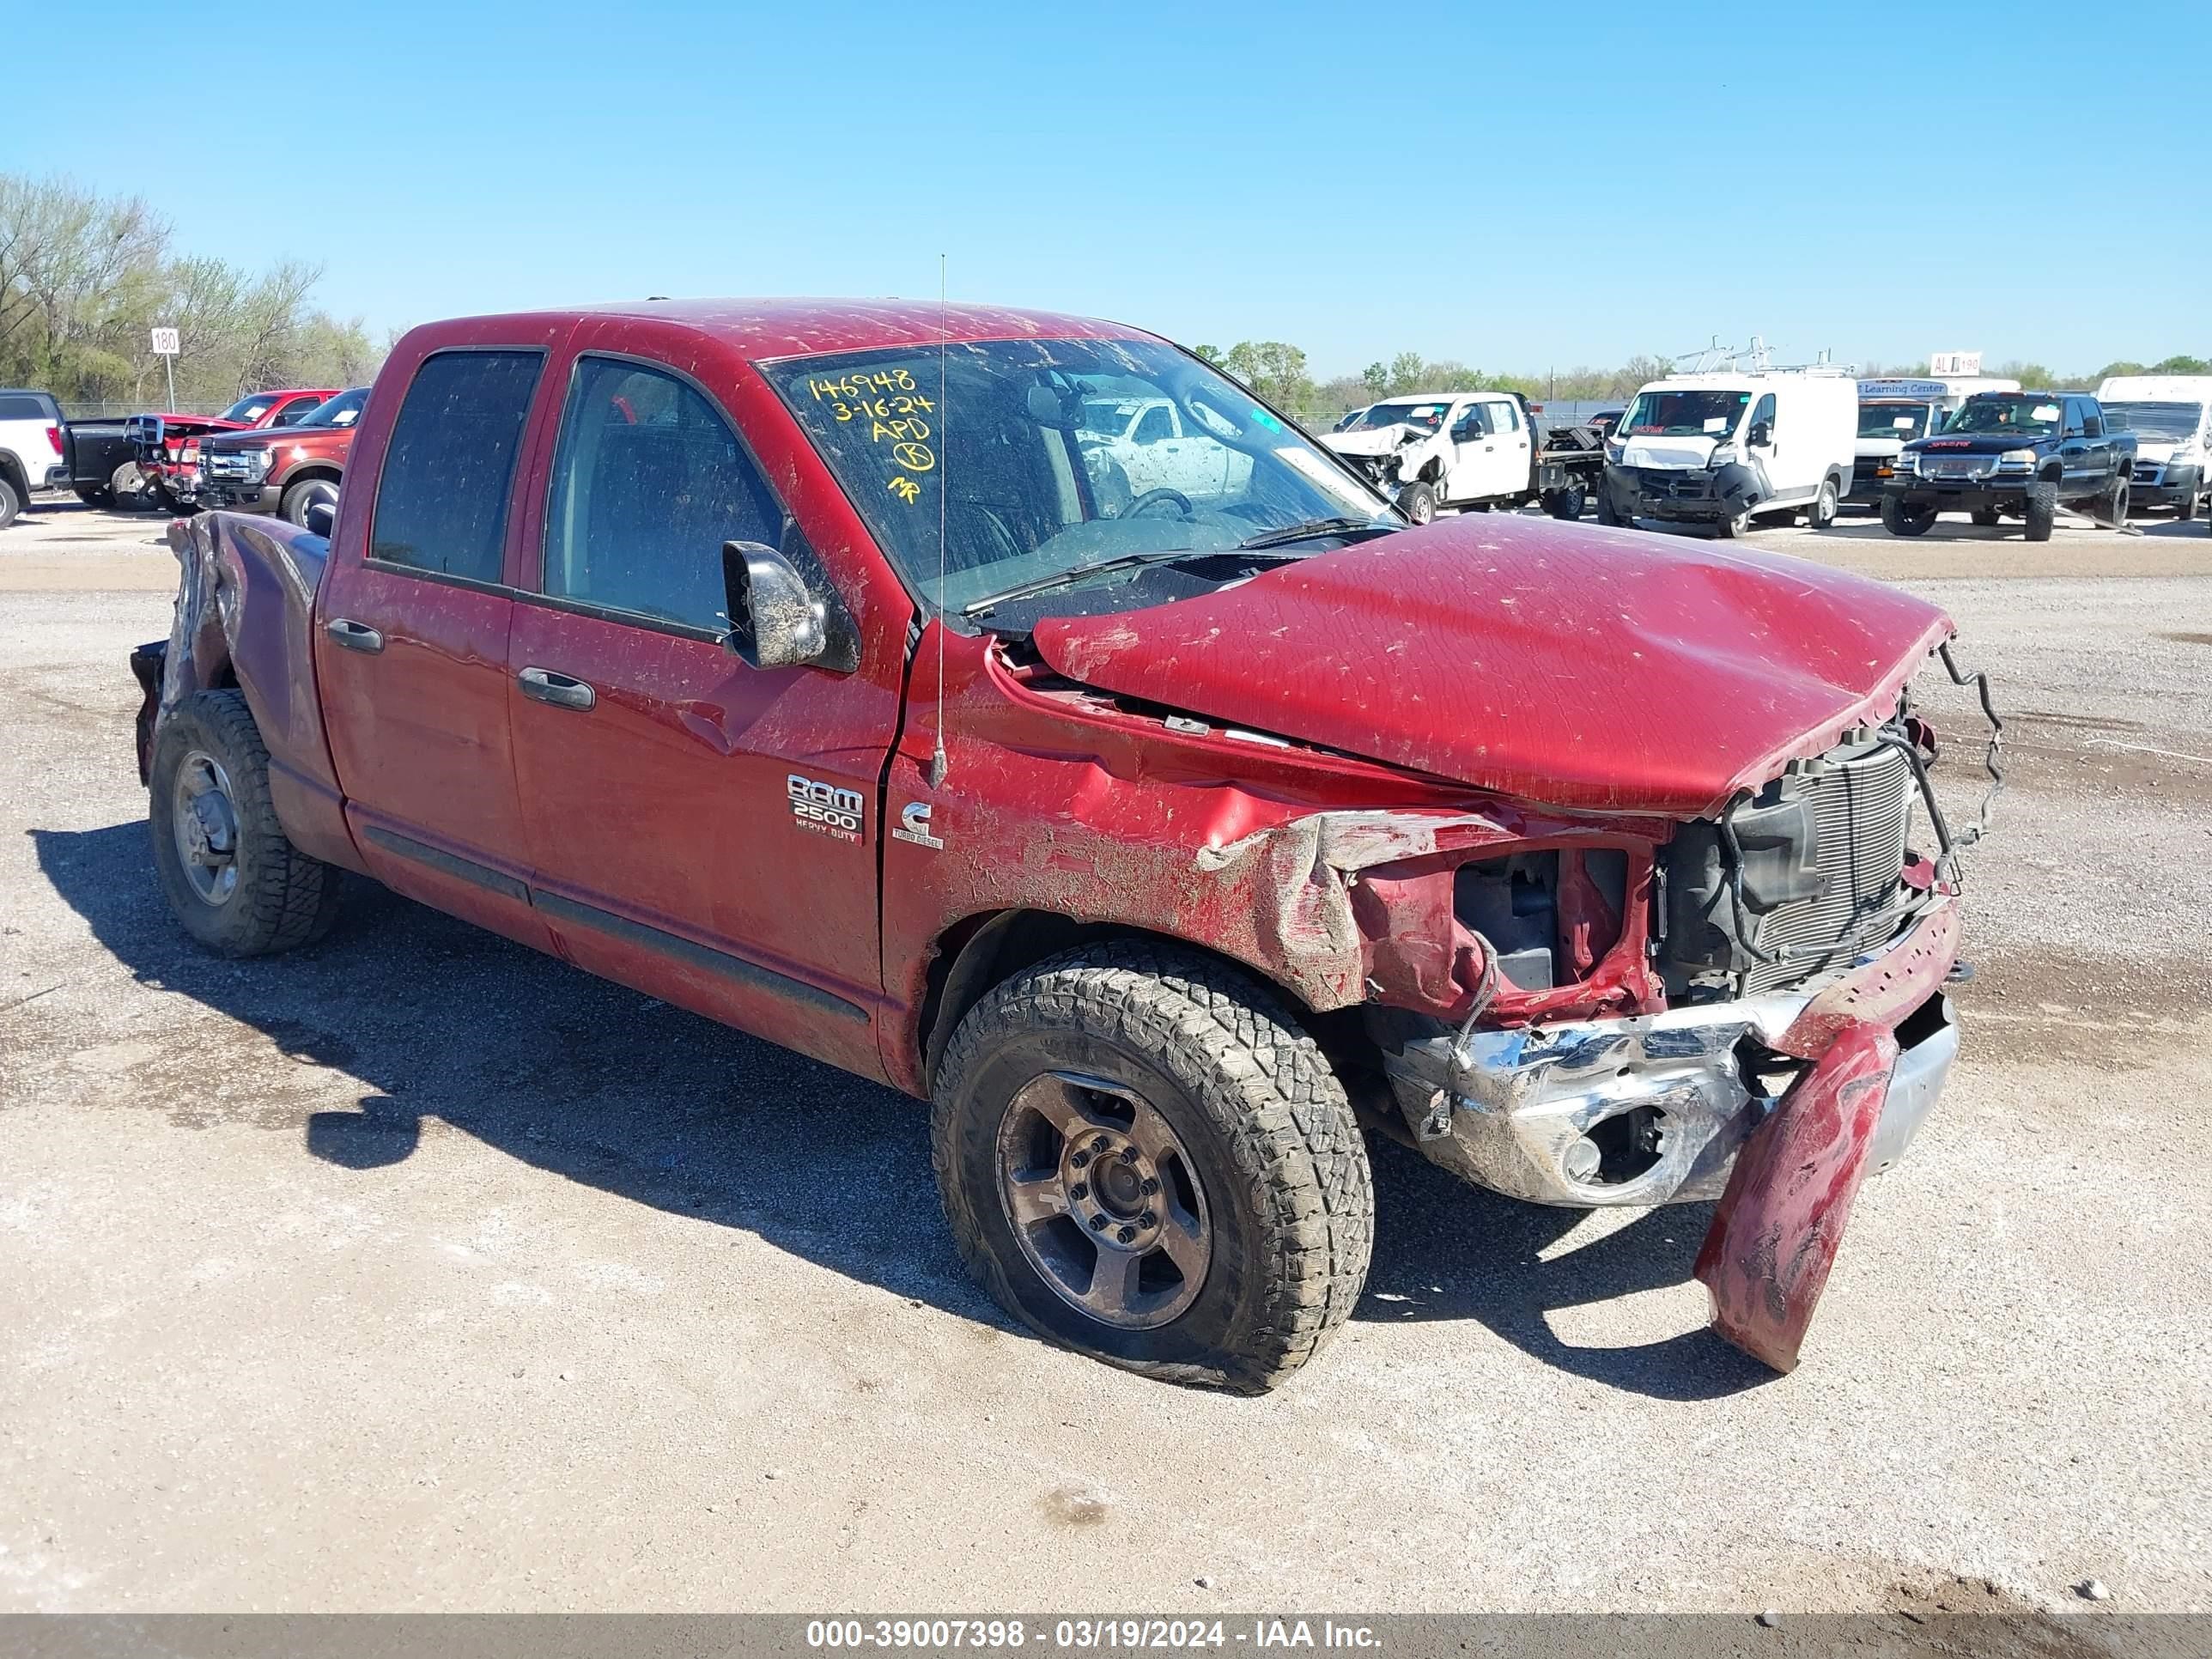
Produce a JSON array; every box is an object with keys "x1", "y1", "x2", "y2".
[{"x1": 1661, "y1": 738, "x2": 1916, "y2": 1000}]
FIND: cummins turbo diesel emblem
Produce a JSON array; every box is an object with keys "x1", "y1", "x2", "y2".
[
  {"x1": 787, "y1": 775, "x2": 864, "y2": 842},
  {"x1": 892, "y1": 799, "x2": 945, "y2": 850}
]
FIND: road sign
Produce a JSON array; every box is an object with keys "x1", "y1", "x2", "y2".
[
  {"x1": 150, "y1": 327, "x2": 179, "y2": 356},
  {"x1": 1929, "y1": 350, "x2": 1982, "y2": 377}
]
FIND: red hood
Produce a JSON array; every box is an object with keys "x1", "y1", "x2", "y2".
[{"x1": 1030, "y1": 515, "x2": 1954, "y2": 819}]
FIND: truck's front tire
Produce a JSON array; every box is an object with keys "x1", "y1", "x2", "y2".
[
  {"x1": 1881, "y1": 495, "x2": 1936, "y2": 538},
  {"x1": 2024, "y1": 480, "x2": 2058, "y2": 542},
  {"x1": 932, "y1": 943, "x2": 1374, "y2": 1393},
  {"x1": 1396, "y1": 481, "x2": 1437, "y2": 524},
  {"x1": 149, "y1": 690, "x2": 343, "y2": 957}
]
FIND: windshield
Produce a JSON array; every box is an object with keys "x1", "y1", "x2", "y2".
[
  {"x1": 294, "y1": 386, "x2": 368, "y2": 429},
  {"x1": 1947, "y1": 397, "x2": 2063, "y2": 436},
  {"x1": 766, "y1": 337, "x2": 1391, "y2": 617},
  {"x1": 221, "y1": 395, "x2": 279, "y2": 423},
  {"x1": 2100, "y1": 401, "x2": 2202, "y2": 441},
  {"x1": 1620, "y1": 388, "x2": 1751, "y2": 437},
  {"x1": 1859, "y1": 402, "x2": 1934, "y2": 440},
  {"x1": 1346, "y1": 400, "x2": 1449, "y2": 433}
]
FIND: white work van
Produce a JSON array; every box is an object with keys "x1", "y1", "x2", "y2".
[
  {"x1": 2095, "y1": 374, "x2": 2212, "y2": 520},
  {"x1": 1848, "y1": 375, "x2": 2019, "y2": 506},
  {"x1": 1598, "y1": 369, "x2": 1858, "y2": 536}
]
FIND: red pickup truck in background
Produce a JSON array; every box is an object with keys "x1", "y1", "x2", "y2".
[
  {"x1": 128, "y1": 299, "x2": 1996, "y2": 1389},
  {"x1": 197, "y1": 386, "x2": 368, "y2": 524},
  {"x1": 128, "y1": 386, "x2": 339, "y2": 511}
]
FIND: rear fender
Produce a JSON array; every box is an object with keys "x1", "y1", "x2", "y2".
[{"x1": 154, "y1": 513, "x2": 364, "y2": 873}]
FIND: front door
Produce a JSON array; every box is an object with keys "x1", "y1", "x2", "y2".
[
  {"x1": 315, "y1": 343, "x2": 556, "y2": 951},
  {"x1": 1744, "y1": 392, "x2": 1781, "y2": 493},
  {"x1": 501, "y1": 343, "x2": 895, "y2": 1076}
]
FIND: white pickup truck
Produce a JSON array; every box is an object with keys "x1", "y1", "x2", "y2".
[
  {"x1": 1078, "y1": 395, "x2": 1255, "y2": 508},
  {"x1": 0, "y1": 388, "x2": 71, "y2": 529},
  {"x1": 1317, "y1": 392, "x2": 1602, "y2": 522}
]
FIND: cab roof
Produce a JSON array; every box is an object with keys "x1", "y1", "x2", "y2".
[{"x1": 411, "y1": 298, "x2": 1160, "y2": 363}]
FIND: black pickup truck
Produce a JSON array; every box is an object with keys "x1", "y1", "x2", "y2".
[{"x1": 1881, "y1": 391, "x2": 2135, "y2": 542}]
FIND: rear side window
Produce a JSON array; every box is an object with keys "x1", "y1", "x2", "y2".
[
  {"x1": 0, "y1": 393, "x2": 52, "y2": 420},
  {"x1": 540, "y1": 356, "x2": 782, "y2": 631},
  {"x1": 371, "y1": 350, "x2": 543, "y2": 582}
]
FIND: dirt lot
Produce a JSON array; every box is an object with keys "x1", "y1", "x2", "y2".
[{"x1": 3, "y1": 498, "x2": 2209, "y2": 1615}]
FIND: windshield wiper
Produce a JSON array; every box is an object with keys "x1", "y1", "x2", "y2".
[
  {"x1": 961, "y1": 548, "x2": 1244, "y2": 617},
  {"x1": 1234, "y1": 516, "x2": 1397, "y2": 551}
]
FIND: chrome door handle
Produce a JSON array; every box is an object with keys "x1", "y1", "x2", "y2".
[
  {"x1": 325, "y1": 618, "x2": 383, "y2": 653},
  {"x1": 517, "y1": 665, "x2": 595, "y2": 711}
]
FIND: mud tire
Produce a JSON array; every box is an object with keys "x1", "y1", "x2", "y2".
[
  {"x1": 149, "y1": 689, "x2": 343, "y2": 957},
  {"x1": 1881, "y1": 495, "x2": 1936, "y2": 538},
  {"x1": 932, "y1": 943, "x2": 1374, "y2": 1393},
  {"x1": 2024, "y1": 480, "x2": 2058, "y2": 543}
]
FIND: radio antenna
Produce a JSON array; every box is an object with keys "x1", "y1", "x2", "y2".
[{"x1": 927, "y1": 252, "x2": 951, "y2": 789}]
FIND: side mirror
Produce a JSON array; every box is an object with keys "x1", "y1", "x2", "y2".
[
  {"x1": 303, "y1": 501, "x2": 335, "y2": 538},
  {"x1": 1747, "y1": 421, "x2": 1772, "y2": 447},
  {"x1": 721, "y1": 539, "x2": 856, "y2": 672}
]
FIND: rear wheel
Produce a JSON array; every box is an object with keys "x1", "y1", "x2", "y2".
[
  {"x1": 75, "y1": 485, "x2": 110, "y2": 507},
  {"x1": 2023, "y1": 480, "x2": 2058, "y2": 542},
  {"x1": 110, "y1": 461, "x2": 151, "y2": 511},
  {"x1": 1540, "y1": 484, "x2": 1585, "y2": 520},
  {"x1": 2103, "y1": 476, "x2": 2130, "y2": 527},
  {"x1": 0, "y1": 474, "x2": 21, "y2": 530},
  {"x1": 932, "y1": 943, "x2": 1373, "y2": 1392},
  {"x1": 148, "y1": 690, "x2": 343, "y2": 957},
  {"x1": 1396, "y1": 480, "x2": 1437, "y2": 525},
  {"x1": 1881, "y1": 495, "x2": 1937, "y2": 538}
]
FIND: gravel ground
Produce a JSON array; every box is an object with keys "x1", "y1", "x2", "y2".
[{"x1": 2, "y1": 499, "x2": 2209, "y2": 1617}]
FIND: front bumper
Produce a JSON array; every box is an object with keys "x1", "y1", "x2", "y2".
[
  {"x1": 198, "y1": 478, "x2": 282, "y2": 513},
  {"x1": 1384, "y1": 936, "x2": 1957, "y2": 1209},
  {"x1": 1848, "y1": 456, "x2": 1897, "y2": 504},
  {"x1": 2130, "y1": 459, "x2": 2201, "y2": 508},
  {"x1": 1605, "y1": 461, "x2": 1764, "y2": 525},
  {"x1": 1886, "y1": 474, "x2": 2029, "y2": 512}
]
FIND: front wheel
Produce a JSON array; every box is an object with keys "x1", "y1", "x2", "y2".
[
  {"x1": 281, "y1": 476, "x2": 340, "y2": 526},
  {"x1": 1881, "y1": 495, "x2": 1936, "y2": 538},
  {"x1": 2103, "y1": 476, "x2": 2130, "y2": 527},
  {"x1": 932, "y1": 944, "x2": 1374, "y2": 1392},
  {"x1": 1806, "y1": 478, "x2": 1839, "y2": 529},
  {"x1": 1396, "y1": 480, "x2": 1437, "y2": 525},
  {"x1": 149, "y1": 690, "x2": 343, "y2": 957},
  {"x1": 1714, "y1": 509, "x2": 1751, "y2": 538},
  {"x1": 2023, "y1": 480, "x2": 2058, "y2": 542}
]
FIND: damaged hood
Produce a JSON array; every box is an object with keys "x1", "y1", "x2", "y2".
[
  {"x1": 1321, "y1": 426, "x2": 1422, "y2": 458},
  {"x1": 1029, "y1": 514, "x2": 1954, "y2": 819}
]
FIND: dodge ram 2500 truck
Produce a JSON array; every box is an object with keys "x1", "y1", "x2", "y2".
[
  {"x1": 1883, "y1": 391, "x2": 2136, "y2": 541},
  {"x1": 131, "y1": 299, "x2": 1996, "y2": 1389}
]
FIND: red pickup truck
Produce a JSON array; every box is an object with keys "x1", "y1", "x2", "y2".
[
  {"x1": 129, "y1": 299, "x2": 1995, "y2": 1389},
  {"x1": 128, "y1": 387, "x2": 340, "y2": 510},
  {"x1": 197, "y1": 386, "x2": 368, "y2": 524}
]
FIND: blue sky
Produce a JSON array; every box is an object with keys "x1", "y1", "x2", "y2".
[{"x1": 9, "y1": 1, "x2": 2205, "y2": 378}]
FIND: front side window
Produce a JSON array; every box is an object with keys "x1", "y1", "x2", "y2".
[
  {"x1": 1132, "y1": 404, "x2": 1174, "y2": 445},
  {"x1": 540, "y1": 357, "x2": 783, "y2": 632},
  {"x1": 271, "y1": 398, "x2": 323, "y2": 428},
  {"x1": 1948, "y1": 397, "x2": 2063, "y2": 436},
  {"x1": 1620, "y1": 388, "x2": 1752, "y2": 437},
  {"x1": 763, "y1": 337, "x2": 1390, "y2": 619},
  {"x1": 370, "y1": 349, "x2": 543, "y2": 582},
  {"x1": 1748, "y1": 393, "x2": 1778, "y2": 441},
  {"x1": 1860, "y1": 402, "x2": 1931, "y2": 439},
  {"x1": 222, "y1": 395, "x2": 279, "y2": 424}
]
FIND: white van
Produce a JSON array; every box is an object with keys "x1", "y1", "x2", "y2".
[
  {"x1": 1849, "y1": 375, "x2": 2019, "y2": 506},
  {"x1": 1599, "y1": 369, "x2": 1857, "y2": 536},
  {"x1": 2095, "y1": 374, "x2": 2212, "y2": 520}
]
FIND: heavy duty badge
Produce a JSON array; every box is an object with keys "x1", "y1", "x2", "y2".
[{"x1": 787, "y1": 775, "x2": 865, "y2": 842}]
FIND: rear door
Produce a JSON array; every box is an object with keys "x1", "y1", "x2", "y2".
[
  {"x1": 501, "y1": 334, "x2": 896, "y2": 1077},
  {"x1": 315, "y1": 339, "x2": 561, "y2": 951}
]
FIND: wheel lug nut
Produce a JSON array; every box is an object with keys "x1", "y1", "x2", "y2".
[
  {"x1": 1139, "y1": 1210, "x2": 1156, "y2": 1228},
  {"x1": 1117, "y1": 1225, "x2": 1137, "y2": 1243},
  {"x1": 1071, "y1": 1151, "x2": 1090, "y2": 1169},
  {"x1": 1091, "y1": 1135, "x2": 1109, "y2": 1153},
  {"x1": 1070, "y1": 1182, "x2": 1088, "y2": 1200},
  {"x1": 1120, "y1": 1147, "x2": 1138, "y2": 1164},
  {"x1": 1090, "y1": 1215, "x2": 1109, "y2": 1231},
  {"x1": 1139, "y1": 1176, "x2": 1159, "y2": 1196}
]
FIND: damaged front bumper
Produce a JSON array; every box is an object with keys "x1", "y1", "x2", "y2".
[
  {"x1": 1604, "y1": 461, "x2": 1765, "y2": 526},
  {"x1": 1382, "y1": 973, "x2": 1957, "y2": 1209}
]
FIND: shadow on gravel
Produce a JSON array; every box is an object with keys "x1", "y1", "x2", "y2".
[{"x1": 35, "y1": 817, "x2": 1765, "y2": 1400}]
